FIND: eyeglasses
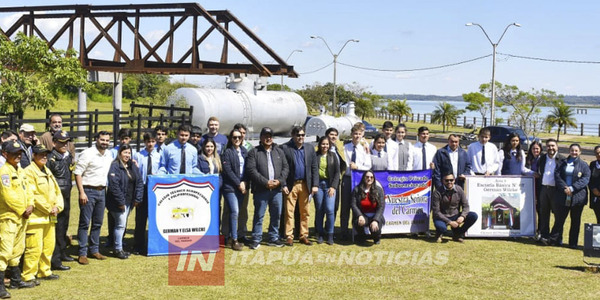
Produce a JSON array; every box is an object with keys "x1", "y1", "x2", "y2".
[
  {"x1": 444, "y1": 179, "x2": 455, "y2": 183},
  {"x1": 232, "y1": 136, "x2": 242, "y2": 140},
  {"x1": 365, "y1": 176, "x2": 374, "y2": 179},
  {"x1": 296, "y1": 134, "x2": 305, "y2": 137}
]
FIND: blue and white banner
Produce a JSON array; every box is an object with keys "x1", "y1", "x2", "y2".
[
  {"x1": 147, "y1": 174, "x2": 220, "y2": 256},
  {"x1": 352, "y1": 169, "x2": 431, "y2": 234}
]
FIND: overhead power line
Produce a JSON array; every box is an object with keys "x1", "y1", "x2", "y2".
[
  {"x1": 338, "y1": 54, "x2": 492, "y2": 72},
  {"x1": 497, "y1": 52, "x2": 600, "y2": 64},
  {"x1": 298, "y1": 62, "x2": 333, "y2": 75}
]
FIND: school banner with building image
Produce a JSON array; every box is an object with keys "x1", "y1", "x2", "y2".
[
  {"x1": 147, "y1": 174, "x2": 220, "y2": 256},
  {"x1": 352, "y1": 169, "x2": 431, "y2": 234},
  {"x1": 465, "y1": 175, "x2": 535, "y2": 237}
]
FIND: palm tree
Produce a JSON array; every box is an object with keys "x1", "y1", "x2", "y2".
[
  {"x1": 431, "y1": 102, "x2": 465, "y2": 133},
  {"x1": 386, "y1": 99, "x2": 412, "y2": 123},
  {"x1": 544, "y1": 101, "x2": 576, "y2": 142}
]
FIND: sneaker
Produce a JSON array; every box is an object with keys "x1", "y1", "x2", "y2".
[
  {"x1": 113, "y1": 250, "x2": 129, "y2": 259},
  {"x1": 267, "y1": 240, "x2": 284, "y2": 248},
  {"x1": 249, "y1": 242, "x2": 261, "y2": 250},
  {"x1": 435, "y1": 233, "x2": 443, "y2": 243},
  {"x1": 232, "y1": 240, "x2": 243, "y2": 251}
]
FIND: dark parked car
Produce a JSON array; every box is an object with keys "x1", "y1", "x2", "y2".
[
  {"x1": 362, "y1": 120, "x2": 378, "y2": 138},
  {"x1": 484, "y1": 125, "x2": 539, "y2": 150}
]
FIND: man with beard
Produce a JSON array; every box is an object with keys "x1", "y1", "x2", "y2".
[
  {"x1": 537, "y1": 139, "x2": 565, "y2": 243},
  {"x1": 17, "y1": 124, "x2": 38, "y2": 168},
  {"x1": 73, "y1": 131, "x2": 113, "y2": 265},
  {"x1": 39, "y1": 114, "x2": 75, "y2": 159}
]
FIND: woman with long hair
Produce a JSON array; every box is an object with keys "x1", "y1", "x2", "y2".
[
  {"x1": 106, "y1": 144, "x2": 143, "y2": 259},
  {"x1": 588, "y1": 145, "x2": 600, "y2": 223},
  {"x1": 221, "y1": 129, "x2": 248, "y2": 250},
  {"x1": 198, "y1": 137, "x2": 222, "y2": 175},
  {"x1": 351, "y1": 170, "x2": 385, "y2": 245},
  {"x1": 314, "y1": 136, "x2": 340, "y2": 245},
  {"x1": 497, "y1": 132, "x2": 533, "y2": 175},
  {"x1": 548, "y1": 143, "x2": 590, "y2": 248},
  {"x1": 525, "y1": 140, "x2": 543, "y2": 239}
]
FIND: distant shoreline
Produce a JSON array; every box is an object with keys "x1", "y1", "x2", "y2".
[{"x1": 382, "y1": 95, "x2": 600, "y2": 108}]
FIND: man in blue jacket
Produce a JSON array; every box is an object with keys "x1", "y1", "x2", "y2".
[{"x1": 432, "y1": 134, "x2": 472, "y2": 191}]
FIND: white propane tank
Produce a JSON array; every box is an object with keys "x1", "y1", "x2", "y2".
[
  {"x1": 171, "y1": 74, "x2": 307, "y2": 137},
  {"x1": 305, "y1": 102, "x2": 362, "y2": 138}
]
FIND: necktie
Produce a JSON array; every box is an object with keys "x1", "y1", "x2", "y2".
[
  {"x1": 481, "y1": 144, "x2": 486, "y2": 165},
  {"x1": 384, "y1": 143, "x2": 387, "y2": 153},
  {"x1": 147, "y1": 152, "x2": 153, "y2": 176},
  {"x1": 378, "y1": 151, "x2": 381, "y2": 158},
  {"x1": 351, "y1": 145, "x2": 357, "y2": 163},
  {"x1": 421, "y1": 143, "x2": 427, "y2": 170},
  {"x1": 180, "y1": 144, "x2": 186, "y2": 174}
]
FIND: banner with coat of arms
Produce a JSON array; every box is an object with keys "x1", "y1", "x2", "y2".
[{"x1": 147, "y1": 174, "x2": 220, "y2": 256}]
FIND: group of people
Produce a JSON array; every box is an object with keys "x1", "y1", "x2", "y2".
[{"x1": 0, "y1": 113, "x2": 598, "y2": 296}]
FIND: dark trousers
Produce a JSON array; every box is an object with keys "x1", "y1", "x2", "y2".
[
  {"x1": 538, "y1": 185, "x2": 557, "y2": 239},
  {"x1": 340, "y1": 175, "x2": 353, "y2": 235},
  {"x1": 433, "y1": 212, "x2": 478, "y2": 237},
  {"x1": 51, "y1": 189, "x2": 71, "y2": 266},
  {"x1": 550, "y1": 204, "x2": 584, "y2": 247},
  {"x1": 106, "y1": 209, "x2": 115, "y2": 247},
  {"x1": 78, "y1": 188, "x2": 105, "y2": 256},
  {"x1": 134, "y1": 187, "x2": 149, "y2": 253},
  {"x1": 353, "y1": 215, "x2": 382, "y2": 242},
  {"x1": 593, "y1": 205, "x2": 600, "y2": 224}
]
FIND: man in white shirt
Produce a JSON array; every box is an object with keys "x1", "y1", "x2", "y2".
[
  {"x1": 537, "y1": 139, "x2": 564, "y2": 242},
  {"x1": 467, "y1": 128, "x2": 499, "y2": 175},
  {"x1": 374, "y1": 121, "x2": 399, "y2": 171},
  {"x1": 411, "y1": 126, "x2": 437, "y2": 170},
  {"x1": 394, "y1": 124, "x2": 413, "y2": 171},
  {"x1": 340, "y1": 123, "x2": 372, "y2": 240},
  {"x1": 73, "y1": 131, "x2": 113, "y2": 265}
]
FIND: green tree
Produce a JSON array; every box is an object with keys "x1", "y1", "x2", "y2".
[
  {"x1": 544, "y1": 100, "x2": 577, "y2": 142},
  {"x1": 431, "y1": 102, "x2": 465, "y2": 133},
  {"x1": 297, "y1": 82, "x2": 359, "y2": 115},
  {"x1": 462, "y1": 92, "x2": 490, "y2": 121},
  {"x1": 386, "y1": 99, "x2": 412, "y2": 121},
  {"x1": 0, "y1": 32, "x2": 88, "y2": 115},
  {"x1": 355, "y1": 91, "x2": 381, "y2": 120}
]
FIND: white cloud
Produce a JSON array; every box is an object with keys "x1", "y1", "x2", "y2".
[
  {"x1": 0, "y1": 13, "x2": 23, "y2": 31},
  {"x1": 203, "y1": 42, "x2": 217, "y2": 51},
  {"x1": 145, "y1": 29, "x2": 166, "y2": 43}
]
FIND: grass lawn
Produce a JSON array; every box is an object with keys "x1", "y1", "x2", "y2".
[{"x1": 8, "y1": 187, "x2": 600, "y2": 299}]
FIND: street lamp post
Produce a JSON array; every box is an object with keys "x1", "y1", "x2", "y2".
[
  {"x1": 466, "y1": 22, "x2": 520, "y2": 126},
  {"x1": 310, "y1": 36, "x2": 359, "y2": 116},
  {"x1": 281, "y1": 49, "x2": 302, "y2": 91}
]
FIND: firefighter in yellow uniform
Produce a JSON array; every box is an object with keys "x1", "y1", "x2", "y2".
[
  {"x1": 0, "y1": 141, "x2": 35, "y2": 299},
  {"x1": 22, "y1": 145, "x2": 64, "y2": 282}
]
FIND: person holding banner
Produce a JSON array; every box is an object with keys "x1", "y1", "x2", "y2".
[
  {"x1": 246, "y1": 127, "x2": 289, "y2": 249},
  {"x1": 222, "y1": 129, "x2": 248, "y2": 251},
  {"x1": 314, "y1": 136, "x2": 340, "y2": 245},
  {"x1": 432, "y1": 134, "x2": 471, "y2": 190},
  {"x1": 351, "y1": 170, "x2": 385, "y2": 245},
  {"x1": 432, "y1": 172, "x2": 478, "y2": 243},
  {"x1": 370, "y1": 134, "x2": 389, "y2": 171},
  {"x1": 106, "y1": 144, "x2": 144, "y2": 259},
  {"x1": 341, "y1": 124, "x2": 372, "y2": 241},
  {"x1": 132, "y1": 132, "x2": 160, "y2": 255},
  {"x1": 588, "y1": 145, "x2": 600, "y2": 223},
  {"x1": 548, "y1": 144, "x2": 590, "y2": 248},
  {"x1": 468, "y1": 128, "x2": 499, "y2": 176},
  {"x1": 497, "y1": 133, "x2": 535, "y2": 176}
]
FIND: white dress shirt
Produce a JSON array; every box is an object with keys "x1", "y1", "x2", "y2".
[
  {"x1": 74, "y1": 145, "x2": 113, "y2": 186},
  {"x1": 344, "y1": 141, "x2": 372, "y2": 176},
  {"x1": 411, "y1": 141, "x2": 437, "y2": 170},
  {"x1": 541, "y1": 153, "x2": 558, "y2": 186},
  {"x1": 467, "y1": 141, "x2": 499, "y2": 174}
]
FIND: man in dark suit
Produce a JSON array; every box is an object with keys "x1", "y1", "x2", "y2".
[
  {"x1": 246, "y1": 127, "x2": 289, "y2": 249},
  {"x1": 432, "y1": 134, "x2": 472, "y2": 191},
  {"x1": 280, "y1": 126, "x2": 319, "y2": 246},
  {"x1": 536, "y1": 138, "x2": 564, "y2": 242}
]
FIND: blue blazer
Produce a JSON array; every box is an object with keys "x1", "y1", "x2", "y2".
[
  {"x1": 221, "y1": 146, "x2": 248, "y2": 194},
  {"x1": 554, "y1": 157, "x2": 590, "y2": 207},
  {"x1": 432, "y1": 145, "x2": 472, "y2": 190}
]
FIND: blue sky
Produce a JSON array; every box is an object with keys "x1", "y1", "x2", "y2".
[{"x1": 3, "y1": 1, "x2": 600, "y2": 96}]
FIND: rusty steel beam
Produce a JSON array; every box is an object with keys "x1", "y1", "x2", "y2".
[{"x1": 0, "y1": 3, "x2": 298, "y2": 77}]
